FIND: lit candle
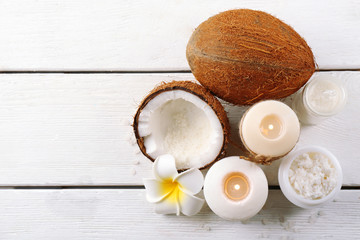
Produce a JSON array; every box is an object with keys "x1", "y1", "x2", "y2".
[
  {"x1": 259, "y1": 114, "x2": 283, "y2": 139},
  {"x1": 203, "y1": 156, "x2": 268, "y2": 220},
  {"x1": 292, "y1": 74, "x2": 347, "y2": 125},
  {"x1": 224, "y1": 172, "x2": 249, "y2": 201},
  {"x1": 239, "y1": 100, "x2": 300, "y2": 164}
]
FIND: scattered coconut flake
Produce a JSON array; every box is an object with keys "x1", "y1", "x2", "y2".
[
  {"x1": 133, "y1": 148, "x2": 141, "y2": 154},
  {"x1": 318, "y1": 210, "x2": 325, "y2": 216},
  {"x1": 200, "y1": 224, "x2": 211, "y2": 231},
  {"x1": 260, "y1": 233, "x2": 269, "y2": 238},
  {"x1": 130, "y1": 168, "x2": 136, "y2": 176},
  {"x1": 281, "y1": 220, "x2": 295, "y2": 232},
  {"x1": 132, "y1": 159, "x2": 140, "y2": 165},
  {"x1": 241, "y1": 219, "x2": 250, "y2": 224},
  {"x1": 261, "y1": 218, "x2": 271, "y2": 225},
  {"x1": 126, "y1": 132, "x2": 137, "y2": 145},
  {"x1": 121, "y1": 118, "x2": 132, "y2": 126}
]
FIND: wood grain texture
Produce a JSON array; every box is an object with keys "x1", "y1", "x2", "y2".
[
  {"x1": 0, "y1": 189, "x2": 359, "y2": 239},
  {"x1": 0, "y1": 0, "x2": 360, "y2": 71},
  {"x1": 0, "y1": 72, "x2": 359, "y2": 186}
]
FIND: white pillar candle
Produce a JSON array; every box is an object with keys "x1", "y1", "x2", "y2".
[
  {"x1": 292, "y1": 75, "x2": 347, "y2": 125},
  {"x1": 203, "y1": 156, "x2": 268, "y2": 220},
  {"x1": 239, "y1": 100, "x2": 300, "y2": 162}
]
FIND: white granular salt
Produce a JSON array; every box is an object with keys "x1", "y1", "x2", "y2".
[{"x1": 288, "y1": 152, "x2": 337, "y2": 200}]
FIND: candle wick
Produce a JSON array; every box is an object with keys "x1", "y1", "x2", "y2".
[{"x1": 234, "y1": 184, "x2": 240, "y2": 190}]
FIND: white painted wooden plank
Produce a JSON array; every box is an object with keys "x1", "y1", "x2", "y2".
[
  {"x1": 0, "y1": 189, "x2": 359, "y2": 239},
  {"x1": 0, "y1": 72, "x2": 359, "y2": 186},
  {"x1": 0, "y1": 0, "x2": 359, "y2": 71}
]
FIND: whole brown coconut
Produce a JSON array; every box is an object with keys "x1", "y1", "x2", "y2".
[
  {"x1": 133, "y1": 81, "x2": 230, "y2": 171},
  {"x1": 186, "y1": 9, "x2": 315, "y2": 105}
]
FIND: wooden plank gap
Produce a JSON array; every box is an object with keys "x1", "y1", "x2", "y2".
[
  {"x1": 0, "y1": 70, "x2": 193, "y2": 74},
  {"x1": 6, "y1": 186, "x2": 146, "y2": 190},
  {"x1": 0, "y1": 69, "x2": 359, "y2": 74}
]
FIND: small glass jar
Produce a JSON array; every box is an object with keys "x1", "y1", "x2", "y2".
[{"x1": 292, "y1": 74, "x2": 347, "y2": 125}]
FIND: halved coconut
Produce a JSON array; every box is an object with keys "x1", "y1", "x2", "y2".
[{"x1": 133, "y1": 81, "x2": 230, "y2": 171}]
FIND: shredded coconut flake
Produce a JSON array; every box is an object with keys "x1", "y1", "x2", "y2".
[
  {"x1": 163, "y1": 105, "x2": 211, "y2": 168},
  {"x1": 138, "y1": 90, "x2": 224, "y2": 170},
  {"x1": 289, "y1": 152, "x2": 337, "y2": 200}
]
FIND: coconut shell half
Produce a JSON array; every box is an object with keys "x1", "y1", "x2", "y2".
[
  {"x1": 133, "y1": 81, "x2": 230, "y2": 171},
  {"x1": 186, "y1": 9, "x2": 316, "y2": 105}
]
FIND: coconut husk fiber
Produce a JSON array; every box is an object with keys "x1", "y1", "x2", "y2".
[{"x1": 186, "y1": 9, "x2": 315, "y2": 105}]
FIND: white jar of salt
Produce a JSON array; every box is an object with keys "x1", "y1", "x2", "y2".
[
  {"x1": 292, "y1": 74, "x2": 347, "y2": 125},
  {"x1": 278, "y1": 146, "x2": 343, "y2": 208}
]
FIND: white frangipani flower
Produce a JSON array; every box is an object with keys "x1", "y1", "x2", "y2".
[{"x1": 143, "y1": 154, "x2": 205, "y2": 216}]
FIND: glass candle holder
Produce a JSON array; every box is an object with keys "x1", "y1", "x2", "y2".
[{"x1": 292, "y1": 74, "x2": 347, "y2": 125}]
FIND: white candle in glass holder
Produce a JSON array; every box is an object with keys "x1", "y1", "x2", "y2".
[
  {"x1": 239, "y1": 100, "x2": 300, "y2": 163},
  {"x1": 292, "y1": 74, "x2": 347, "y2": 125}
]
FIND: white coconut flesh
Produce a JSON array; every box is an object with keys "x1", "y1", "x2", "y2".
[{"x1": 137, "y1": 90, "x2": 224, "y2": 170}]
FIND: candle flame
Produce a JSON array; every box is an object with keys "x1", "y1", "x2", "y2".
[{"x1": 259, "y1": 115, "x2": 283, "y2": 139}]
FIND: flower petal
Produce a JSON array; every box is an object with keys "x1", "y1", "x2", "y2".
[
  {"x1": 175, "y1": 168, "x2": 204, "y2": 194},
  {"x1": 143, "y1": 178, "x2": 171, "y2": 203},
  {"x1": 179, "y1": 191, "x2": 205, "y2": 216},
  {"x1": 153, "y1": 154, "x2": 178, "y2": 181},
  {"x1": 154, "y1": 197, "x2": 180, "y2": 215}
]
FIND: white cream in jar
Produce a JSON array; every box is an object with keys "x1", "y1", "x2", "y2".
[{"x1": 292, "y1": 74, "x2": 347, "y2": 125}]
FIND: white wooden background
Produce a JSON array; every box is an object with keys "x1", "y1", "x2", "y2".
[{"x1": 0, "y1": 0, "x2": 359, "y2": 239}]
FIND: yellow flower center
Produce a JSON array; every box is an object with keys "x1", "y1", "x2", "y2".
[{"x1": 161, "y1": 180, "x2": 184, "y2": 203}]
